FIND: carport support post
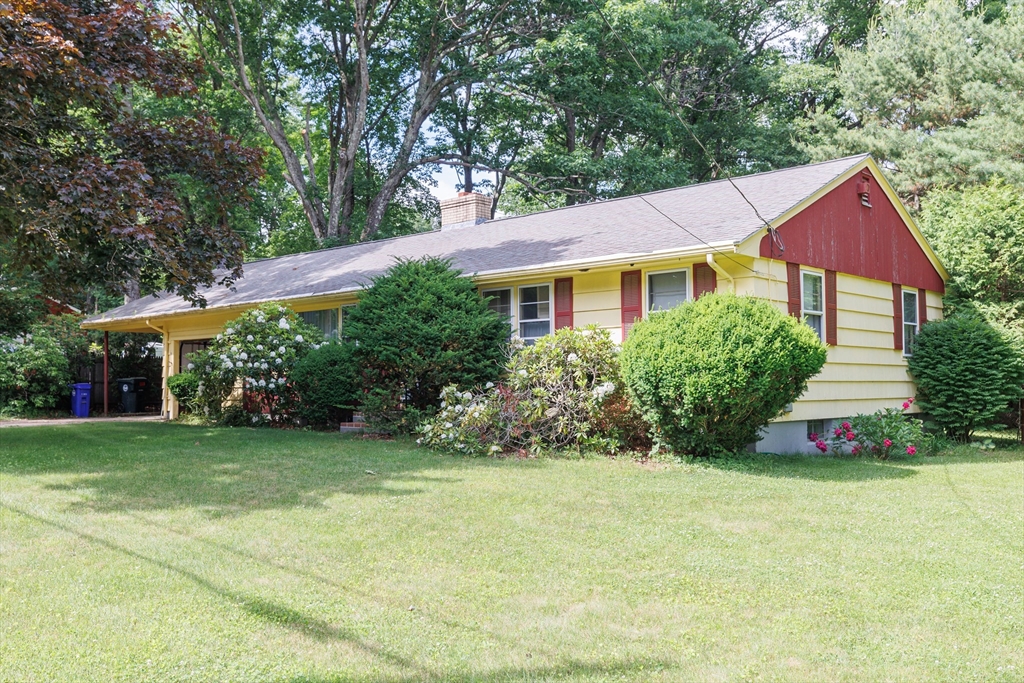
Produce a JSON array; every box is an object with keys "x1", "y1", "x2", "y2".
[{"x1": 103, "y1": 332, "x2": 109, "y2": 417}]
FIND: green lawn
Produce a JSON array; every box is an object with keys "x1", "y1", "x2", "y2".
[{"x1": 0, "y1": 424, "x2": 1021, "y2": 682}]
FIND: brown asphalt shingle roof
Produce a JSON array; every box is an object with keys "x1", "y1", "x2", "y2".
[{"x1": 86, "y1": 155, "x2": 868, "y2": 325}]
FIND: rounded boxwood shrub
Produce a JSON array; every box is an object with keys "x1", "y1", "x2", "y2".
[
  {"x1": 346, "y1": 257, "x2": 508, "y2": 433},
  {"x1": 620, "y1": 292, "x2": 828, "y2": 457},
  {"x1": 292, "y1": 341, "x2": 361, "y2": 426},
  {"x1": 907, "y1": 315, "x2": 1024, "y2": 442},
  {"x1": 167, "y1": 371, "x2": 201, "y2": 412}
]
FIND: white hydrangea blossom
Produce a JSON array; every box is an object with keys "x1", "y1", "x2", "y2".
[
  {"x1": 278, "y1": 318, "x2": 290, "y2": 330},
  {"x1": 246, "y1": 335, "x2": 254, "y2": 342},
  {"x1": 295, "y1": 334, "x2": 304, "y2": 343}
]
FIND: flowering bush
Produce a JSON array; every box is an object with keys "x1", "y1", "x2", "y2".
[
  {"x1": 418, "y1": 326, "x2": 647, "y2": 455},
  {"x1": 186, "y1": 303, "x2": 322, "y2": 424},
  {"x1": 810, "y1": 399, "x2": 924, "y2": 459}
]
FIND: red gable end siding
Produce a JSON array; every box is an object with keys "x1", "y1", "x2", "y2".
[{"x1": 759, "y1": 169, "x2": 944, "y2": 293}]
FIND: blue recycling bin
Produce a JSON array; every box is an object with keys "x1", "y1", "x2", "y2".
[{"x1": 71, "y1": 383, "x2": 92, "y2": 418}]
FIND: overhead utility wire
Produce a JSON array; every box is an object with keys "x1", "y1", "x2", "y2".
[{"x1": 583, "y1": 0, "x2": 787, "y2": 266}]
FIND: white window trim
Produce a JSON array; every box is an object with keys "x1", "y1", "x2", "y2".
[
  {"x1": 801, "y1": 269, "x2": 825, "y2": 341},
  {"x1": 644, "y1": 267, "x2": 691, "y2": 313},
  {"x1": 339, "y1": 304, "x2": 357, "y2": 340},
  {"x1": 517, "y1": 282, "x2": 553, "y2": 342},
  {"x1": 902, "y1": 288, "x2": 919, "y2": 356},
  {"x1": 481, "y1": 287, "x2": 515, "y2": 332}
]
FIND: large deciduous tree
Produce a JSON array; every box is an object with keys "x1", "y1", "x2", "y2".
[
  {"x1": 181, "y1": 0, "x2": 564, "y2": 242},
  {"x1": 0, "y1": 0, "x2": 264, "y2": 304}
]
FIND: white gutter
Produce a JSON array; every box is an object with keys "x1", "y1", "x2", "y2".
[{"x1": 706, "y1": 253, "x2": 735, "y2": 292}]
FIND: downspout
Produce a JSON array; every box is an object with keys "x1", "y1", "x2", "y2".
[
  {"x1": 145, "y1": 319, "x2": 169, "y2": 420},
  {"x1": 706, "y1": 253, "x2": 734, "y2": 293}
]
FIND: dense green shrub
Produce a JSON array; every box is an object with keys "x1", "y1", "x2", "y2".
[
  {"x1": 188, "y1": 303, "x2": 322, "y2": 424},
  {"x1": 620, "y1": 292, "x2": 828, "y2": 457},
  {"x1": 418, "y1": 326, "x2": 649, "y2": 454},
  {"x1": 292, "y1": 341, "x2": 361, "y2": 426},
  {"x1": 0, "y1": 329, "x2": 73, "y2": 413},
  {"x1": 907, "y1": 315, "x2": 1024, "y2": 442},
  {"x1": 167, "y1": 372, "x2": 201, "y2": 413},
  {"x1": 346, "y1": 257, "x2": 508, "y2": 433}
]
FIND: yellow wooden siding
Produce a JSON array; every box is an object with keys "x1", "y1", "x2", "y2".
[{"x1": 153, "y1": 255, "x2": 942, "y2": 423}]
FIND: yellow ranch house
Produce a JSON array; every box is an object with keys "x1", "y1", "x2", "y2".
[{"x1": 83, "y1": 154, "x2": 948, "y2": 452}]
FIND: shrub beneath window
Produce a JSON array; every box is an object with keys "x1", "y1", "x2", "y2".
[
  {"x1": 292, "y1": 341, "x2": 361, "y2": 426},
  {"x1": 345, "y1": 257, "x2": 508, "y2": 433},
  {"x1": 186, "y1": 303, "x2": 322, "y2": 424},
  {"x1": 620, "y1": 292, "x2": 827, "y2": 457},
  {"x1": 418, "y1": 326, "x2": 649, "y2": 454},
  {"x1": 907, "y1": 314, "x2": 1024, "y2": 442},
  {"x1": 811, "y1": 401, "x2": 927, "y2": 459}
]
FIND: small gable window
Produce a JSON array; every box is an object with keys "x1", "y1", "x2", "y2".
[
  {"x1": 801, "y1": 271, "x2": 824, "y2": 341},
  {"x1": 902, "y1": 289, "x2": 919, "y2": 355}
]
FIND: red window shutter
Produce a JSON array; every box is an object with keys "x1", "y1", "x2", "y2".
[
  {"x1": 786, "y1": 262, "x2": 801, "y2": 318},
  {"x1": 892, "y1": 283, "x2": 903, "y2": 351},
  {"x1": 621, "y1": 270, "x2": 642, "y2": 338},
  {"x1": 554, "y1": 277, "x2": 573, "y2": 330},
  {"x1": 692, "y1": 262, "x2": 717, "y2": 299},
  {"x1": 918, "y1": 288, "x2": 928, "y2": 325},
  {"x1": 825, "y1": 269, "x2": 838, "y2": 346}
]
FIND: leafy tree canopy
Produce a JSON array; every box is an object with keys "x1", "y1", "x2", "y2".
[{"x1": 0, "y1": 0, "x2": 264, "y2": 304}]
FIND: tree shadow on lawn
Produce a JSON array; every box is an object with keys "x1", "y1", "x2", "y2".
[
  {"x1": 701, "y1": 453, "x2": 919, "y2": 482},
  {"x1": 280, "y1": 656, "x2": 680, "y2": 683},
  {"x1": 0, "y1": 422, "x2": 530, "y2": 516},
  {"x1": 4, "y1": 502, "x2": 679, "y2": 682}
]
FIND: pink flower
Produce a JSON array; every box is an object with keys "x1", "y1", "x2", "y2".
[
  {"x1": 883, "y1": 438, "x2": 892, "y2": 447},
  {"x1": 852, "y1": 445, "x2": 861, "y2": 455},
  {"x1": 841, "y1": 421, "x2": 851, "y2": 431},
  {"x1": 845, "y1": 431, "x2": 855, "y2": 441},
  {"x1": 815, "y1": 440, "x2": 828, "y2": 453},
  {"x1": 834, "y1": 428, "x2": 843, "y2": 437},
  {"x1": 902, "y1": 401, "x2": 910, "y2": 410},
  {"x1": 908, "y1": 397, "x2": 915, "y2": 404},
  {"x1": 808, "y1": 433, "x2": 818, "y2": 442},
  {"x1": 906, "y1": 445, "x2": 917, "y2": 455}
]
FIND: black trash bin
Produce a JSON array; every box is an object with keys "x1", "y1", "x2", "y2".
[{"x1": 117, "y1": 377, "x2": 149, "y2": 413}]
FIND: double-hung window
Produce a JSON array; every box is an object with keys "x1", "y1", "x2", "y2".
[
  {"x1": 902, "y1": 289, "x2": 919, "y2": 355},
  {"x1": 482, "y1": 287, "x2": 513, "y2": 327},
  {"x1": 301, "y1": 308, "x2": 340, "y2": 339},
  {"x1": 647, "y1": 269, "x2": 689, "y2": 312},
  {"x1": 518, "y1": 284, "x2": 551, "y2": 344},
  {"x1": 802, "y1": 271, "x2": 824, "y2": 341}
]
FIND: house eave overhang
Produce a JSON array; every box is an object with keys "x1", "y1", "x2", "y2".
[{"x1": 80, "y1": 241, "x2": 740, "y2": 331}]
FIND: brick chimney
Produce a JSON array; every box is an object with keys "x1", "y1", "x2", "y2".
[{"x1": 440, "y1": 191, "x2": 492, "y2": 230}]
